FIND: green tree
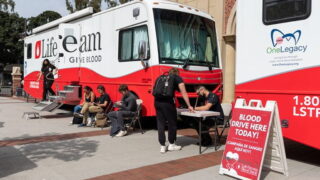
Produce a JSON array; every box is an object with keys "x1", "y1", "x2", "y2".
[
  {"x1": 107, "y1": 0, "x2": 131, "y2": 8},
  {"x1": 65, "y1": 0, "x2": 132, "y2": 13},
  {"x1": 0, "y1": 0, "x2": 15, "y2": 12},
  {"x1": 107, "y1": 0, "x2": 117, "y2": 8},
  {"x1": 27, "y1": 11, "x2": 62, "y2": 32},
  {"x1": 119, "y1": 0, "x2": 130, "y2": 4},
  {"x1": 0, "y1": 11, "x2": 25, "y2": 64},
  {"x1": 66, "y1": 0, "x2": 106, "y2": 13}
]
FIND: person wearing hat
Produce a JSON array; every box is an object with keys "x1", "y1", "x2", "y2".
[{"x1": 189, "y1": 86, "x2": 224, "y2": 146}]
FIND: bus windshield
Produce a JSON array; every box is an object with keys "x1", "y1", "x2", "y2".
[{"x1": 154, "y1": 9, "x2": 219, "y2": 67}]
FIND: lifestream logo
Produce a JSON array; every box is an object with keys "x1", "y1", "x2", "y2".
[{"x1": 266, "y1": 29, "x2": 307, "y2": 54}]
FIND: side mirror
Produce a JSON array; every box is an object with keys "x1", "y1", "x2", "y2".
[{"x1": 138, "y1": 41, "x2": 149, "y2": 69}]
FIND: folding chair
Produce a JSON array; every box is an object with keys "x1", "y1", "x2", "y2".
[
  {"x1": 203, "y1": 103, "x2": 232, "y2": 151},
  {"x1": 123, "y1": 99, "x2": 144, "y2": 134},
  {"x1": 218, "y1": 103, "x2": 232, "y2": 140}
]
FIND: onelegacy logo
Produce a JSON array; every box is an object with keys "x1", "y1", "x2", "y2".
[{"x1": 266, "y1": 29, "x2": 307, "y2": 54}]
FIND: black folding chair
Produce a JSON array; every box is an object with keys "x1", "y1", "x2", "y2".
[
  {"x1": 123, "y1": 99, "x2": 144, "y2": 134},
  {"x1": 217, "y1": 103, "x2": 232, "y2": 141}
]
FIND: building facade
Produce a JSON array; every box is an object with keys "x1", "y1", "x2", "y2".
[{"x1": 171, "y1": 0, "x2": 237, "y2": 104}]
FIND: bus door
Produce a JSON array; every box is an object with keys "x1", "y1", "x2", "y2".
[{"x1": 58, "y1": 23, "x2": 81, "y2": 83}]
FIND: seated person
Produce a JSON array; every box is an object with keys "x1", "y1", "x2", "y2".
[
  {"x1": 187, "y1": 86, "x2": 224, "y2": 146},
  {"x1": 75, "y1": 86, "x2": 96, "y2": 127},
  {"x1": 108, "y1": 84, "x2": 137, "y2": 137},
  {"x1": 74, "y1": 86, "x2": 95, "y2": 116},
  {"x1": 88, "y1": 85, "x2": 111, "y2": 115},
  {"x1": 78, "y1": 85, "x2": 111, "y2": 127}
]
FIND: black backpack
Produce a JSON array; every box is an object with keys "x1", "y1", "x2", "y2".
[
  {"x1": 153, "y1": 74, "x2": 175, "y2": 98},
  {"x1": 72, "y1": 116, "x2": 83, "y2": 124}
]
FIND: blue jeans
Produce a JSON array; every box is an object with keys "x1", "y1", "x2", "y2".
[
  {"x1": 74, "y1": 105, "x2": 82, "y2": 113},
  {"x1": 108, "y1": 111, "x2": 134, "y2": 136}
]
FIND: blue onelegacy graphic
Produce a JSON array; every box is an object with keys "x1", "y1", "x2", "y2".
[
  {"x1": 271, "y1": 29, "x2": 301, "y2": 47},
  {"x1": 266, "y1": 29, "x2": 307, "y2": 54}
]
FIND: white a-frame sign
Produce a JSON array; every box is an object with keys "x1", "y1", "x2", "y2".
[{"x1": 219, "y1": 99, "x2": 289, "y2": 180}]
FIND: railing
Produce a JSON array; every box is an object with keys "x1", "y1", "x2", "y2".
[{"x1": 0, "y1": 86, "x2": 13, "y2": 97}]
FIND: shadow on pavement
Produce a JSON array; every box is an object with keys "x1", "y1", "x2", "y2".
[
  {"x1": 0, "y1": 138, "x2": 99, "y2": 178},
  {"x1": 18, "y1": 138, "x2": 99, "y2": 162},
  {"x1": 0, "y1": 122, "x2": 4, "y2": 128},
  {"x1": 284, "y1": 139, "x2": 320, "y2": 166},
  {"x1": 1, "y1": 133, "x2": 59, "y2": 141},
  {"x1": 41, "y1": 112, "x2": 74, "y2": 119},
  {"x1": 0, "y1": 146, "x2": 37, "y2": 179},
  {"x1": 177, "y1": 135, "x2": 197, "y2": 145}
]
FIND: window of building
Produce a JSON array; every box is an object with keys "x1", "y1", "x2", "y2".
[
  {"x1": 26, "y1": 43, "x2": 32, "y2": 59},
  {"x1": 119, "y1": 25, "x2": 150, "y2": 61},
  {"x1": 263, "y1": 0, "x2": 311, "y2": 25}
]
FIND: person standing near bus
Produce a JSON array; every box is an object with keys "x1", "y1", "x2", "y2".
[
  {"x1": 37, "y1": 59, "x2": 57, "y2": 101},
  {"x1": 153, "y1": 68, "x2": 194, "y2": 153}
]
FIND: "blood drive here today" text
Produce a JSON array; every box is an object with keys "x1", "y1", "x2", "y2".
[{"x1": 230, "y1": 114, "x2": 268, "y2": 139}]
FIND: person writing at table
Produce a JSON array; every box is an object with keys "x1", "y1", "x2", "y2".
[{"x1": 189, "y1": 86, "x2": 224, "y2": 146}]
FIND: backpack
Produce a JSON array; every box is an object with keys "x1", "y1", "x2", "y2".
[
  {"x1": 72, "y1": 116, "x2": 83, "y2": 124},
  {"x1": 153, "y1": 74, "x2": 175, "y2": 98},
  {"x1": 94, "y1": 112, "x2": 107, "y2": 127}
]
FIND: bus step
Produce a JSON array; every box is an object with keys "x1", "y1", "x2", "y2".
[
  {"x1": 60, "y1": 85, "x2": 81, "y2": 101},
  {"x1": 32, "y1": 101, "x2": 63, "y2": 112}
]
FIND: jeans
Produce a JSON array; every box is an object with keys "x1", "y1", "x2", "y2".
[
  {"x1": 42, "y1": 80, "x2": 55, "y2": 100},
  {"x1": 74, "y1": 105, "x2": 82, "y2": 113},
  {"x1": 108, "y1": 111, "x2": 134, "y2": 136}
]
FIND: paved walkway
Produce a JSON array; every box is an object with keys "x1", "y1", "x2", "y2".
[{"x1": 0, "y1": 97, "x2": 319, "y2": 180}]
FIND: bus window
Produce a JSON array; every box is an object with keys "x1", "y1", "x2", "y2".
[
  {"x1": 26, "y1": 43, "x2": 32, "y2": 59},
  {"x1": 263, "y1": 0, "x2": 311, "y2": 25},
  {"x1": 118, "y1": 25, "x2": 150, "y2": 62},
  {"x1": 153, "y1": 9, "x2": 219, "y2": 68}
]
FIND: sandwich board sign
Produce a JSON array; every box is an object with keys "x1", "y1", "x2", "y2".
[{"x1": 219, "y1": 99, "x2": 288, "y2": 180}]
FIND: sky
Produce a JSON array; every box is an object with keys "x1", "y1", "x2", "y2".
[
  {"x1": 14, "y1": 0, "x2": 69, "y2": 18},
  {"x1": 14, "y1": 0, "x2": 111, "y2": 18}
]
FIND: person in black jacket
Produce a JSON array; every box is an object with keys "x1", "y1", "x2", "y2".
[
  {"x1": 154, "y1": 68, "x2": 194, "y2": 153},
  {"x1": 108, "y1": 84, "x2": 137, "y2": 137},
  {"x1": 37, "y1": 59, "x2": 57, "y2": 101}
]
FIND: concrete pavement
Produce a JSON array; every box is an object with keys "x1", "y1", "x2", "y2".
[{"x1": 0, "y1": 97, "x2": 319, "y2": 180}]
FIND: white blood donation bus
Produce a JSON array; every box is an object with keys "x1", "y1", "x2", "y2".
[
  {"x1": 236, "y1": 0, "x2": 320, "y2": 149},
  {"x1": 23, "y1": 0, "x2": 222, "y2": 117}
]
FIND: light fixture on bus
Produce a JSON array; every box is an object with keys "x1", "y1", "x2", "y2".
[{"x1": 133, "y1": 7, "x2": 140, "y2": 18}]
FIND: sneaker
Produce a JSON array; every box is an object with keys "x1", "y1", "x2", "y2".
[
  {"x1": 168, "y1": 144, "x2": 182, "y2": 151},
  {"x1": 78, "y1": 123, "x2": 86, "y2": 127},
  {"x1": 87, "y1": 119, "x2": 92, "y2": 126},
  {"x1": 160, "y1": 146, "x2": 167, "y2": 153},
  {"x1": 115, "y1": 130, "x2": 127, "y2": 137}
]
